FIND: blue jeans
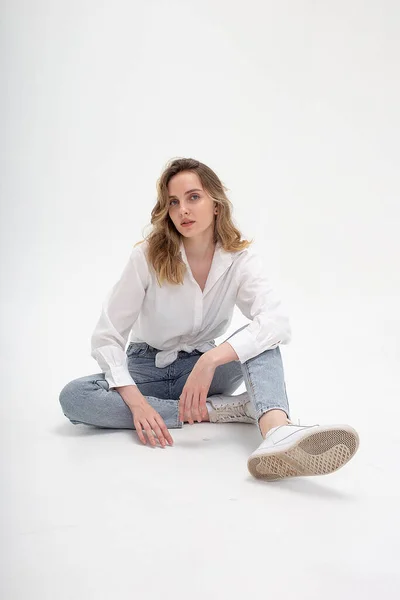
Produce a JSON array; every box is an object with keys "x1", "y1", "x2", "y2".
[{"x1": 59, "y1": 326, "x2": 290, "y2": 434}]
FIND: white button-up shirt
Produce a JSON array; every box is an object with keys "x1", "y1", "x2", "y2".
[{"x1": 90, "y1": 239, "x2": 292, "y2": 389}]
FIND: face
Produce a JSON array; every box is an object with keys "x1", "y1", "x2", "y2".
[{"x1": 167, "y1": 171, "x2": 217, "y2": 238}]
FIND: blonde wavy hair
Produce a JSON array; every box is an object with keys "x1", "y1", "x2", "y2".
[{"x1": 134, "y1": 157, "x2": 253, "y2": 286}]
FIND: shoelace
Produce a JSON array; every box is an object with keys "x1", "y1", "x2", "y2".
[{"x1": 214, "y1": 402, "x2": 252, "y2": 420}]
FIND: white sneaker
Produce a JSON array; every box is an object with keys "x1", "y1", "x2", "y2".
[
  {"x1": 207, "y1": 392, "x2": 257, "y2": 424},
  {"x1": 247, "y1": 422, "x2": 360, "y2": 481}
]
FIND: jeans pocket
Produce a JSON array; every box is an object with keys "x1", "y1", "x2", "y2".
[{"x1": 126, "y1": 342, "x2": 149, "y2": 357}]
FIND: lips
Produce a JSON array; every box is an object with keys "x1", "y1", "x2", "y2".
[{"x1": 181, "y1": 220, "x2": 195, "y2": 225}]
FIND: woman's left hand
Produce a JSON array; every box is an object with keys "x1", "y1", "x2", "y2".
[{"x1": 179, "y1": 355, "x2": 216, "y2": 424}]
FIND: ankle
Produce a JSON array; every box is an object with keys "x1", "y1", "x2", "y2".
[{"x1": 259, "y1": 409, "x2": 289, "y2": 438}]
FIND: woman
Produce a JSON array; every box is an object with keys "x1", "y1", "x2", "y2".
[{"x1": 59, "y1": 157, "x2": 359, "y2": 481}]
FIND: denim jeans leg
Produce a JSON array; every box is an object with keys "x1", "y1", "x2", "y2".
[
  {"x1": 240, "y1": 346, "x2": 290, "y2": 434},
  {"x1": 59, "y1": 372, "x2": 182, "y2": 429}
]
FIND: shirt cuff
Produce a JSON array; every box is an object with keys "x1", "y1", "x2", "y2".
[
  {"x1": 105, "y1": 366, "x2": 137, "y2": 390},
  {"x1": 225, "y1": 327, "x2": 281, "y2": 364}
]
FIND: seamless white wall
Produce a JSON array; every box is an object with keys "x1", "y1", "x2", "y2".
[
  {"x1": 2, "y1": 0, "x2": 399, "y2": 413},
  {"x1": 1, "y1": 3, "x2": 399, "y2": 599}
]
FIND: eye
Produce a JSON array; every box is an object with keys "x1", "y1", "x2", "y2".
[{"x1": 169, "y1": 194, "x2": 200, "y2": 207}]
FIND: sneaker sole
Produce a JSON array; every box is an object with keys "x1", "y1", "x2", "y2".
[{"x1": 247, "y1": 425, "x2": 359, "y2": 481}]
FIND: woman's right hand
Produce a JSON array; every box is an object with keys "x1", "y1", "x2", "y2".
[
  {"x1": 130, "y1": 401, "x2": 174, "y2": 448},
  {"x1": 116, "y1": 385, "x2": 174, "y2": 448}
]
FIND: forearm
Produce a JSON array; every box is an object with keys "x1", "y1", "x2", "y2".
[
  {"x1": 115, "y1": 384, "x2": 146, "y2": 408},
  {"x1": 204, "y1": 341, "x2": 239, "y2": 367}
]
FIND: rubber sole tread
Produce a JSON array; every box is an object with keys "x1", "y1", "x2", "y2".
[{"x1": 247, "y1": 428, "x2": 359, "y2": 481}]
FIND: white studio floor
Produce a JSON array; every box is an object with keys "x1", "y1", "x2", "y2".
[{"x1": 2, "y1": 298, "x2": 399, "y2": 600}]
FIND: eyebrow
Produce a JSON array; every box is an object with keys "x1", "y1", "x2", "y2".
[{"x1": 168, "y1": 188, "x2": 202, "y2": 199}]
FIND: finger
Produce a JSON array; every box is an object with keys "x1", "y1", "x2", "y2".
[
  {"x1": 134, "y1": 420, "x2": 147, "y2": 445},
  {"x1": 184, "y1": 392, "x2": 194, "y2": 425},
  {"x1": 192, "y1": 393, "x2": 201, "y2": 423},
  {"x1": 150, "y1": 419, "x2": 166, "y2": 448},
  {"x1": 199, "y1": 390, "x2": 208, "y2": 421},
  {"x1": 201, "y1": 401, "x2": 208, "y2": 419},
  {"x1": 181, "y1": 391, "x2": 189, "y2": 422},
  {"x1": 178, "y1": 392, "x2": 186, "y2": 422},
  {"x1": 143, "y1": 422, "x2": 157, "y2": 447},
  {"x1": 155, "y1": 415, "x2": 174, "y2": 445}
]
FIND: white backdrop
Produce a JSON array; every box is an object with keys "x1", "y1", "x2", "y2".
[{"x1": 2, "y1": 1, "x2": 399, "y2": 598}]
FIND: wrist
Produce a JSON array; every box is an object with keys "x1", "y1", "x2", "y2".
[
  {"x1": 203, "y1": 342, "x2": 239, "y2": 367},
  {"x1": 201, "y1": 349, "x2": 219, "y2": 368},
  {"x1": 127, "y1": 394, "x2": 147, "y2": 406},
  {"x1": 116, "y1": 385, "x2": 147, "y2": 408}
]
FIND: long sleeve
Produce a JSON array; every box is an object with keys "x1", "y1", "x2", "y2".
[
  {"x1": 226, "y1": 250, "x2": 292, "y2": 363},
  {"x1": 90, "y1": 245, "x2": 149, "y2": 389}
]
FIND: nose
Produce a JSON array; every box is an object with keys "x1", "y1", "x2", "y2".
[{"x1": 179, "y1": 203, "x2": 190, "y2": 216}]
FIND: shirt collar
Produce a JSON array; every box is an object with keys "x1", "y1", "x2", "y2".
[{"x1": 179, "y1": 238, "x2": 235, "y2": 297}]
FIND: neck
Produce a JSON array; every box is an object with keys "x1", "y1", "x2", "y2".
[{"x1": 182, "y1": 231, "x2": 216, "y2": 260}]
